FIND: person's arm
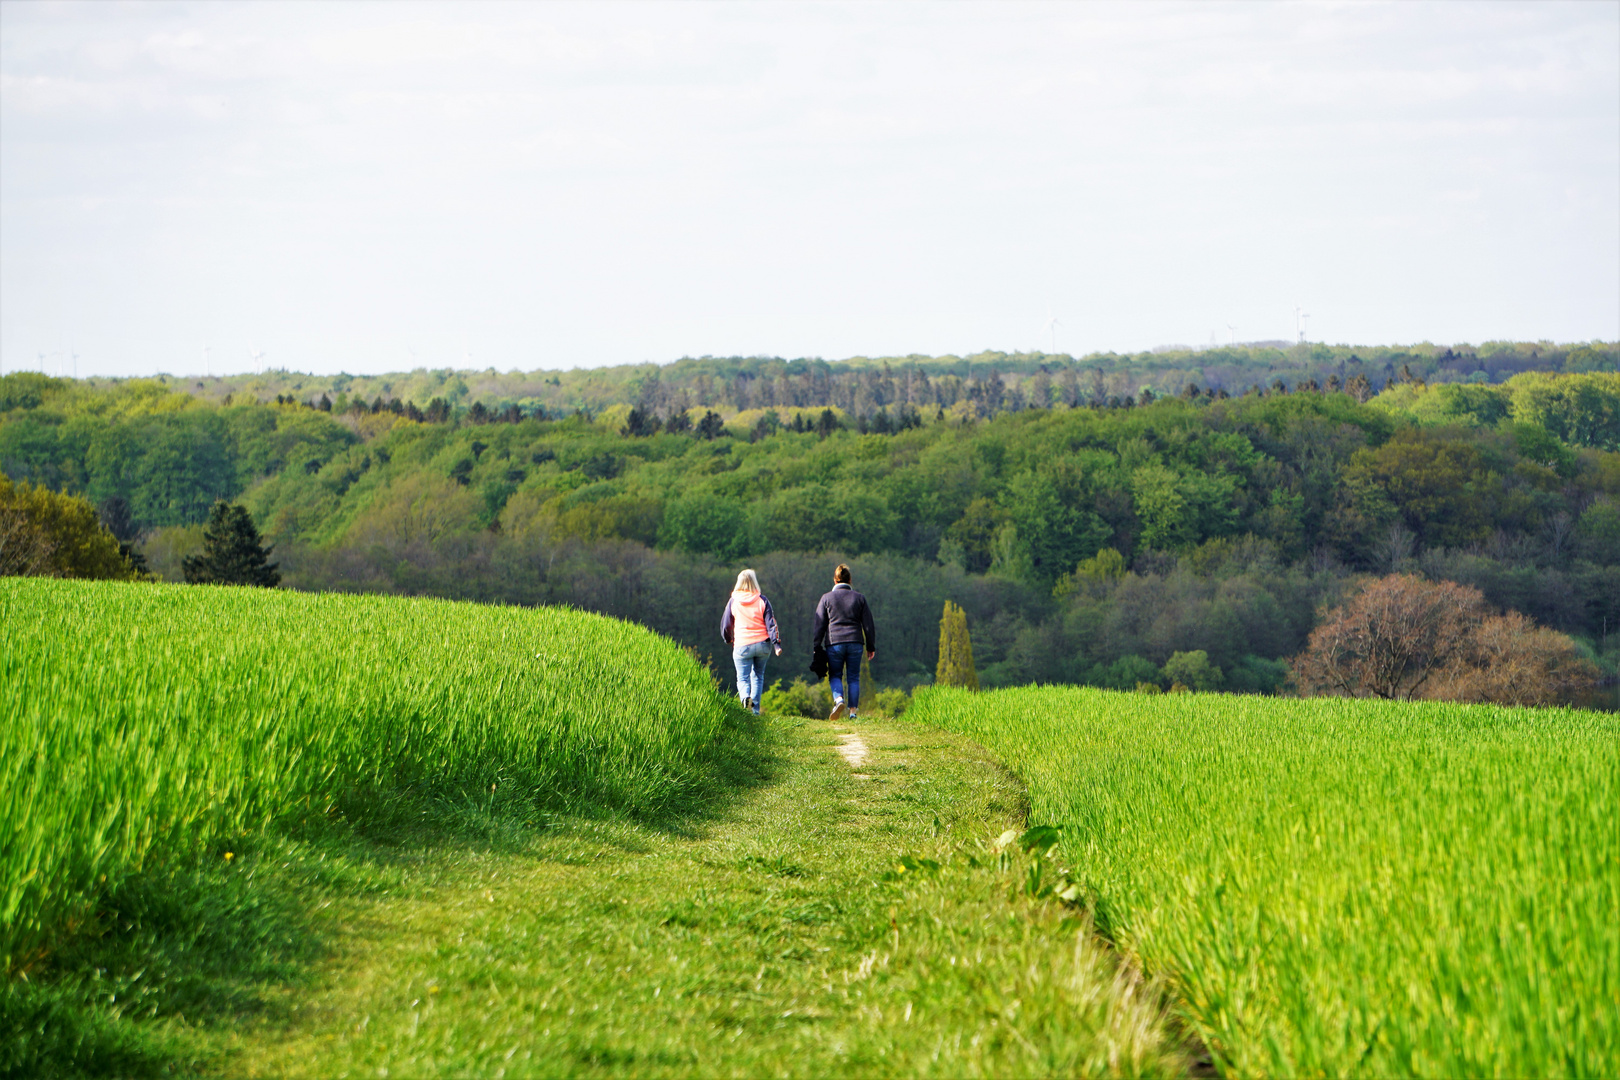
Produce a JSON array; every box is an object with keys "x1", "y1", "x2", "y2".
[
  {"x1": 861, "y1": 595, "x2": 876, "y2": 658},
  {"x1": 811, "y1": 597, "x2": 828, "y2": 648},
  {"x1": 721, "y1": 599, "x2": 735, "y2": 645},
  {"x1": 762, "y1": 597, "x2": 783, "y2": 653}
]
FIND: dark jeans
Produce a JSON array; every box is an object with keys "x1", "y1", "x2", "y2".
[{"x1": 825, "y1": 641, "x2": 863, "y2": 708}]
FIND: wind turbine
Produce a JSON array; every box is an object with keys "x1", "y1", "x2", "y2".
[
  {"x1": 249, "y1": 348, "x2": 265, "y2": 374},
  {"x1": 1300, "y1": 312, "x2": 1311, "y2": 342},
  {"x1": 1227, "y1": 323, "x2": 1237, "y2": 345},
  {"x1": 1043, "y1": 313, "x2": 1061, "y2": 356}
]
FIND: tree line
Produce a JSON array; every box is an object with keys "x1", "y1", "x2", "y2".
[{"x1": 18, "y1": 339, "x2": 1610, "y2": 435}]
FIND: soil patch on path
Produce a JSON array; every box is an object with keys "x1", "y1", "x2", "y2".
[{"x1": 831, "y1": 726, "x2": 870, "y2": 772}]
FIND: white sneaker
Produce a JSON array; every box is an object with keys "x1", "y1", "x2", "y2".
[{"x1": 830, "y1": 699, "x2": 848, "y2": 722}]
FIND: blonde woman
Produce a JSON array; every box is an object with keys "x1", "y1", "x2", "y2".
[{"x1": 721, "y1": 568, "x2": 782, "y2": 715}]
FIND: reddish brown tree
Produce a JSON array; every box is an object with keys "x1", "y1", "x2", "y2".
[
  {"x1": 1294, "y1": 574, "x2": 1600, "y2": 706},
  {"x1": 1292, "y1": 574, "x2": 1486, "y2": 699},
  {"x1": 1424, "y1": 612, "x2": 1600, "y2": 707}
]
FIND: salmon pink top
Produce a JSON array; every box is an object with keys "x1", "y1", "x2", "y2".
[
  {"x1": 721, "y1": 591, "x2": 780, "y2": 648},
  {"x1": 729, "y1": 592, "x2": 770, "y2": 646}
]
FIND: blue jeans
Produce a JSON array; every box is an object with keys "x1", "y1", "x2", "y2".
[
  {"x1": 826, "y1": 641, "x2": 863, "y2": 709},
  {"x1": 733, "y1": 640, "x2": 772, "y2": 713}
]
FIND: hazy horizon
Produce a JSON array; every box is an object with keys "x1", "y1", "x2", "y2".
[
  {"x1": 11, "y1": 338, "x2": 1620, "y2": 386},
  {"x1": 3, "y1": 1, "x2": 1617, "y2": 379}
]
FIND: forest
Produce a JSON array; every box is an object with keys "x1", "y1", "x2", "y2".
[{"x1": 3, "y1": 341, "x2": 1618, "y2": 701}]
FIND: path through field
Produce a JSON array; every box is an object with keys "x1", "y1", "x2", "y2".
[{"x1": 207, "y1": 715, "x2": 1195, "y2": 1078}]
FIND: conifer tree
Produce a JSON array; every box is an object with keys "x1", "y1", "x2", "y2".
[
  {"x1": 182, "y1": 502, "x2": 280, "y2": 587},
  {"x1": 936, "y1": 600, "x2": 978, "y2": 690}
]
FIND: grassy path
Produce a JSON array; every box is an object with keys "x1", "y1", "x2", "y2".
[{"x1": 204, "y1": 714, "x2": 1194, "y2": 1078}]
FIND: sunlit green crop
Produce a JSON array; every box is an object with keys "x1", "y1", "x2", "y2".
[
  {"x1": 910, "y1": 685, "x2": 1620, "y2": 1077},
  {"x1": 1, "y1": 578, "x2": 730, "y2": 973}
]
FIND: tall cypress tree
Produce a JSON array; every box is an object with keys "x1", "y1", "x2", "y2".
[
  {"x1": 935, "y1": 600, "x2": 978, "y2": 690},
  {"x1": 182, "y1": 502, "x2": 280, "y2": 587}
]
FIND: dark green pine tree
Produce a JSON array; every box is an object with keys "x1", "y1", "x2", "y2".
[{"x1": 182, "y1": 502, "x2": 281, "y2": 587}]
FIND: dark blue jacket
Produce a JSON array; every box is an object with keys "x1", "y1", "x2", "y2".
[{"x1": 813, "y1": 583, "x2": 875, "y2": 650}]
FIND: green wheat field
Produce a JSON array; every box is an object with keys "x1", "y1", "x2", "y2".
[
  {"x1": 908, "y1": 685, "x2": 1620, "y2": 1076},
  {"x1": 2, "y1": 578, "x2": 730, "y2": 976},
  {"x1": 4, "y1": 577, "x2": 1618, "y2": 1076}
]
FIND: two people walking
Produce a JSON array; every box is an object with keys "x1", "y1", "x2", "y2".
[{"x1": 719, "y1": 562, "x2": 876, "y2": 720}]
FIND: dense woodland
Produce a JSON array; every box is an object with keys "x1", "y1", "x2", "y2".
[{"x1": 3, "y1": 341, "x2": 1618, "y2": 702}]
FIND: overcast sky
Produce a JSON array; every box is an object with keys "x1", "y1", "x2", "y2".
[{"x1": 2, "y1": 1, "x2": 1616, "y2": 378}]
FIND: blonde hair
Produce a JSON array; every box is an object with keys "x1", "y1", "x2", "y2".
[{"x1": 734, "y1": 568, "x2": 760, "y2": 595}]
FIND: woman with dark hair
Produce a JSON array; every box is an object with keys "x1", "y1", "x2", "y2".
[
  {"x1": 722, "y1": 568, "x2": 782, "y2": 715},
  {"x1": 812, "y1": 563, "x2": 876, "y2": 721}
]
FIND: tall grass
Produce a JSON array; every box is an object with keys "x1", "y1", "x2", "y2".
[
  {"x1": 2, "y1": 578, "x2": 732, "y2": 973},
  {"x1": 910, "y1": 686, "x2": 1620, "y2": 1076}
]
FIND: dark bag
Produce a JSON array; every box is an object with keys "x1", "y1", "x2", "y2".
[{"x1": 810, "y1": 642, "x2": 829, "y2": 680}]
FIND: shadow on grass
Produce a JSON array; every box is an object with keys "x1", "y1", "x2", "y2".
[
  {"x1": 351, "y1": 701, "x2": 784, "y2": 849},
  {"x1": 626, "y1": 703, "x2": 785, "y2": 835},
  {"x1": 1, "y1": 851, "x2": 325, "y2": 1079},
  {"x1": 1, "y1": 982, "x2": 180, "y2": 1080},
  {"x1": 1, "y1": 704, "x2": 782, "y2": 1079}
]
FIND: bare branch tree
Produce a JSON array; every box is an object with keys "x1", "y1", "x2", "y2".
[
  {"x1": 1293, "y1": 574, "x2": 1484, "y2": 699},
  {"x1": 1425, "y1": 612, "x2": 1600, "y2": 707},
  {"x1": 1294, "y1": 574, "x2": 1599, "y2": 706}
]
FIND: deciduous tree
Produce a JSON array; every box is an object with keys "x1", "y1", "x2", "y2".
[
  {"x1": 1292, "y1": 574, "x2": 1483, "y2": 699},
  {"x1": 0, "y1": 476, "x2": 142, "y2": 580},
  {"x1": 945, "y1": 498, "x2": 1010, "y2": 576},
  {"x1": 1293, "y1": 574, "x2": 1596, "y2": 705},
  {"x1": 1424, "y1": 611, "x2": 1599, "y2": 706},
  {"x1": 1344, "y1": 431, "x2": 1492, "y2": 549},
  {"x1": 1162, "y1": 649, "x2": 1223, "y2": 691}
]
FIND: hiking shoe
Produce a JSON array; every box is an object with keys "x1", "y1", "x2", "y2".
[
  {"x1": 848, "y1": 709, "x2": 859, "y2": 720},
  {"x1": 830, "y1": 699, "x2": 848, "y2": 722}
]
